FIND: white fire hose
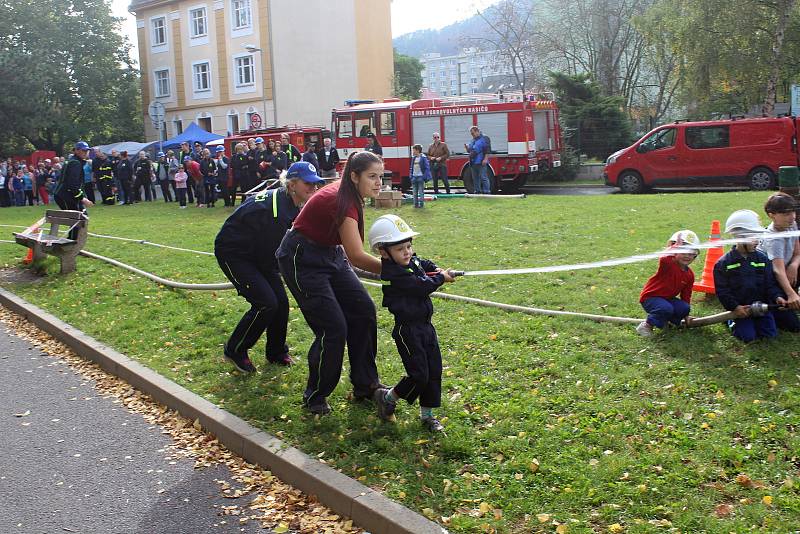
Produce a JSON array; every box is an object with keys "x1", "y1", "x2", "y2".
[{"x1": 4, "y1": 227, "x2": 797, "y2": 328}]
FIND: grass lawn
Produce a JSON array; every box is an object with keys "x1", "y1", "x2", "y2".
[{"x1": 1, "y1": 193, "x2": 799, "y2": 533}]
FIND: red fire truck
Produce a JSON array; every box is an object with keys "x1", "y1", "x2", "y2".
[
  {"x1": 331, "y1": 93, "x2": 562, "y2": 193},
  {"x1": 222, "y1": 125, "x2": 329, "y2": 158}
]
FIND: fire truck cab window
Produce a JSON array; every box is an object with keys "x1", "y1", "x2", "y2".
[
  {"x1": 337, "y1": 115, "x2": 353, "y2": 138},
  {"x1": 355, "y1": 113, "x2": 374, "y2": 137},
  {"x1": 379, "y1": 112, "x2": 396, "y2": 136}
]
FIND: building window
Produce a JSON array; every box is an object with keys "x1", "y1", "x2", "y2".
[
  {"x1": 231, "y1": 0, "x2": 251, "y2": 29},
  {"x1": 451, "y1": 80, "x2": 456, "y2": 88},
  {"x1": 471, "y1": 77, "x2": 478, "y2": 84},
  {"x1": 154, "y1": 69, "x2": 170, "y2": 97},
  {"x1": 440, "y1": 70, "x2": 446, "y2": 78},
  {"x1": 193, "y1": 62, "x2": 211, "y2": 92},
  {"x1": 198, "y1": 116, "x2": 212, "y2": 132},
  {"x1": 190, "y1": 7, "x2": 207, "y2": 38},
  {"x1": 151, "y1": 17, "x2": 166, "y2": 46},
  {"x1": 228, "y1": 113, "x2": 239, "y2": 135},
  {"x1": 234, "y1": 55, "x2": 254, "y2": 86},
  {"x1": 173, "y1": 119, "x2": 184, "y2": 135}
]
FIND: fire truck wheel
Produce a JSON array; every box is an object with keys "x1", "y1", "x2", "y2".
[
  {"x1": 460, "y1": 169, "x2": 475, "y2": 194},
  {"x1": 747, "y1": 167, "x2": 775, "y2": 191},
  {"x1": 618, "y1": 170, "x2": 645, "y2": 194}
]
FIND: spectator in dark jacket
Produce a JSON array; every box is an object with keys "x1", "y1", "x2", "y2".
[
  {"x1": 302, "y1": 143, "x2": 320, "y2": 172},
  {"x1": 316, "y1": 137, "x2": 339, "y2": 178}
]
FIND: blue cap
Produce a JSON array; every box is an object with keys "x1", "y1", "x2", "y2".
[
  {"x1": 215, "y1": 146, "x2": 225, "y2": 152},
  {"x1": 286, "y1": 161, "x2": 324, "y2": 183},
  {"x1": 183, "y1": 156, "x2": 191, "y2": 163},
  {"x1": 75, "y1": 141, "x2": 90, "y2": 150},
  {"x1": 157, "y1": 151, "x2": 165, "y2": 157},
  {"x1": 255, "y1": 137, "x2": 264, "y2": 144}
]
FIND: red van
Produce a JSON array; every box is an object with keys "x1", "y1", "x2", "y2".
[{"x1": 604, "y1": 116, "x2": 796, "y2": 193}]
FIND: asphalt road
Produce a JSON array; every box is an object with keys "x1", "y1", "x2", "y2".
[
  {"x1": 521, "y1": 185, "x2": 619, "y2": 195},
  {"x1": 0, "y1": 328, "x2": 268, "y2": 534}
]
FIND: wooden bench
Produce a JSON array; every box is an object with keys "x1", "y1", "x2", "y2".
[{"x1": 14, "y1": 210, "x2": 88, "y2": 274}]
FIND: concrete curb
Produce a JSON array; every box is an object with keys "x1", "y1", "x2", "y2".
[{"x1": 0, "y1": 288, "x2": 447, "y2": 534}]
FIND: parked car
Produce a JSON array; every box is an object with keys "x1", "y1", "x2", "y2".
[{"x1": 604, "y1": 116, "x2": 795, "y2": 193}]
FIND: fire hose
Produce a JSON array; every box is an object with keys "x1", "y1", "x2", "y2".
[{"x1": 3, "y1": 229, "x2": 795, "y2": 328}]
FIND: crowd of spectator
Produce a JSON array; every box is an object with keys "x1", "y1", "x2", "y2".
[{"x1": 0, "y1": 157, "x2": 62, "y2": 207}]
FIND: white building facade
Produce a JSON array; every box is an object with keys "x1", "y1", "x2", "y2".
[
  {"x1": 419, "y1": 47, "x2": 514, "y2": 97},
  {"x1": 130, "y1": 0, "x2": 393, "y2": 141}
]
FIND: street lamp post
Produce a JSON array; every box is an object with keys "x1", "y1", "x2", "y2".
[{"x1": 244, "y1": 44, "x2": 274, "y2": 129}]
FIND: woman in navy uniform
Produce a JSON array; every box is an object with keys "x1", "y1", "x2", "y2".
[
  {"x1": 215, "y1": 162, "x2": 323, "y2": 373},
  {"x1": 276, "y1": 151, "x2": 385, "y2": 415}
]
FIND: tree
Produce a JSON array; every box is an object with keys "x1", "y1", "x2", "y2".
[
  {"x1": 468, "y1": 0, "x2": 540, "y2": 94},
  {"x1": 535, "y1": 0, "x2": 653, "y2": 101},
  {"x1": 0, "y1": 0, "x2": 143, "y2": 154},
  {"x1": 637, "y1": 0, "x2": 800, "y2": 118},
  {"x1": 550, "y1": 72, "x2": 633, "y2": 160},
  {"x1": 393, "y1": 49, "x2": 423, "y2": 100}
]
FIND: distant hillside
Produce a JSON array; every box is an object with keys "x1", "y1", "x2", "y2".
[{"x1": 393, "y1": 14, "x2": 489, "y2": 58}]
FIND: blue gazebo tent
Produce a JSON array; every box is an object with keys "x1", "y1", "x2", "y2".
[{"x1": 160, "y1": 122, "x2": 224, "y2": 150}]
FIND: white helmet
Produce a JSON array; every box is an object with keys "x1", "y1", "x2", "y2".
[
  {"x1": 668, "y1": 229, "x2": 700, "y2": 251},
  {"x1": 368, "y1": 214, "x2": 419, "y2": 251},
  {"x1": 724, "y1": 209, "x2": 765, "y2": 235}
]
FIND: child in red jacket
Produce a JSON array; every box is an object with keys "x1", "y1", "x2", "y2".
[{"x1": 636, "y1": 230, "x2": 700, "y2": 337}]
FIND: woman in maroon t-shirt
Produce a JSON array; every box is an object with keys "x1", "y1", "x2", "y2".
[{"x1": 276, "y1": 151, "x2": 384, "y2": 415}]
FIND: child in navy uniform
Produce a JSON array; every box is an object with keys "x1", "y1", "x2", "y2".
[
  {"x1": 368, "y1": 215, "x2": 456, "y2": 432},
  {"x1": 714, "y1": 209, "x2": 788, "y2": 342}
]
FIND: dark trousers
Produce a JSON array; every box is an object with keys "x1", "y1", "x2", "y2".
[
  {"x1": 391, "y1": 322, "x2": 442, "y2": 408},
  {"x1": 53, "y1": 193, "x2": 82, "y2": 240},
  {"x1": 24, "y1": 190, "x2": 34, "y2": 205},
  {"x1": 217, "y1": 256, "x2": 290, "y2": 361},
  {"x1": 773, "y1": 308, "x2": 800, "y2": 332},
  {"x1": 133, "y1": 176, "x2": 152, "y2": 201},
  {"x1": 97, "y1": 178, "x2": 115, "y2": 205},
  {"x1": 431, "y1": 162, "x2": 450, "y2": 194},
  {"x1": 641, "y1": 297, "x2": 690, "y2": 329},
  {"x1": 204, "y1": 182, "x2": 216, "y2": 206},
  {"x1": 186, "y1": 179, "x2": 195, "y2": 203},
  {"x1": 176, "y1": 188, "x2": 187, "y2": 207},
  {"x1": 159, "y1": 180, "x2": 173, "y2": 202},
  {"x1": 194, "y1": 180, "x2": 206, "y2": 205},
  {"x1": 121, "y1": 179, "x2": 134, "y2": 205},
  {"x1": 83, "y1": 181, "x2": 95, "y2": 203},
  {"x1": 277, "y1": 231, "x2": 380, "y2": 407},
  {"x1": 729, "y1": 313, "x2": 777, "y2": 342}
]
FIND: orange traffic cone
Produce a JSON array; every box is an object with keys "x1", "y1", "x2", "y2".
[
  {"x1": 693, "y1": 219, "x2": 724, "y2": 294},
  {"x1": 22, "y1": 248, "x2": 33, "y2": 265}
]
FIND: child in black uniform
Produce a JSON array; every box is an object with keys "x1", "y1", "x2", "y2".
[{"x1": 368, "y1": 215, "x2": 456, "y2": 432}]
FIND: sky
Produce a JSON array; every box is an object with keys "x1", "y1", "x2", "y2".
[{"x1": 110, "y1": 0, "x2": 499, "y2": 63}]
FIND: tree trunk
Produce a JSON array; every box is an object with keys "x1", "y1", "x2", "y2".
[{"x1": 762, "y1": 0, "x2": 796, "y2": 115}]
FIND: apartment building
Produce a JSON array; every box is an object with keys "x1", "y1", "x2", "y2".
[
  {"x1": 420, "y1": 48, "x2": 514, "y2": 97},
  {"x1": 129, "y1": 0, "x2": 393, "y2": 141}
]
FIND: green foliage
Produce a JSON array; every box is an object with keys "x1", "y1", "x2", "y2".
[
  {"x1": 550, "y1": 72, "x2": 634, "y2": 160},
  {"x1": 2, "y1": 195, "x2": 799, "y2": 532},
  {"x1": 0, "y1": 0, "x2": 143, "y2": 154},
  {"x1": 638, "y1": 0, "x2": 800, "y2": 118},
  {"x1": 393, "y1": 49, "x2": 424, "y2": 100}
]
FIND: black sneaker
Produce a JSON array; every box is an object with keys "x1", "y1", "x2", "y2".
[
  {"x1": 353, "y1": 382, "x2": 388, "y2": 402},
  {"x1": 374, "y1": 388, "x2": 396, "y2": 421},
  {"x1": 421, "y1": 416, "x2": 445, "y2": 432},
  {"x1": 268, "y1": 353, "x2": 294, "y2": 366},
  {"x1": 223, "y1": 346, "x2": 257, "y2": 373},
  {"x1": 305, "y1": 401, "x2": 332, "y2": 416}
]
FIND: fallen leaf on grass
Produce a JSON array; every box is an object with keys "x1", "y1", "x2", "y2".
[
  {"x1": 556, "y1": 524, "x2": 568, "y2": 534},
  {"x1": 762, "y1": 495, "x2": 773, "y2": 505},
  {"x1": 273, "y1": 523, "x2": 289, "y2": 533},
  {"x1": 713, "y1": 504, "x2": 733, "y2": 518},
  {"x1": 529, "y1": 459, "x2": 540, "y2": 473},
  {"x1": 608, "y1": 524, "x2": 624, "y2": 533},
  {"x1": 536, "y1": 513, "x2": 551, "y2": 523}
]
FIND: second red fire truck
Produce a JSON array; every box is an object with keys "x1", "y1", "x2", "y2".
[{"x1": 331, "y1": 92, "x2": 562, "y2": 193}]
